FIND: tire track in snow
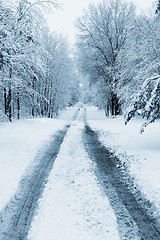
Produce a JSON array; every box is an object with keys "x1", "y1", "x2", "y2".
[
  {"x1": 83, "y1": 123, "x2": 160, "y2": 240},
  {"x1": 0, "y1": 108, "x2": 80, "y2": 240},
  {"x1": 0, "y1": 125, "x2": 69, "y2": 240},
  {"x1": 28, "y1": 118, "x2": 120, "y2": 240}
]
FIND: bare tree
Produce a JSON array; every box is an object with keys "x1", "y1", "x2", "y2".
[{"x1": 76, "y1": 0, "x2": 134, "y2": 116}]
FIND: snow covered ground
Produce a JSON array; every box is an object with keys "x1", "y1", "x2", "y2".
[
  {"x1": 28, "y1": 120, "x2": 119, "y2": 240},
  {"x1": 87, "y1": 106, "x2": 160, "y2": 216},
  {"x1": 0, "y1": 107, "x2": 76, "y2": 211},
  {"x1": 0, "y1": 119, "x2": 65, "y2": 211},
  {"x1": 1, "y1": 105, "x2": 160, "y2": 239}
]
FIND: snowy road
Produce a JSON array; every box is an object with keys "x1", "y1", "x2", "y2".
[
  {"x1": 83, "y1": 124, "x2": 160, "y2": 239},
  {"x1": 0, "y1": 125, "x2": 69, "y2": 239},
  {"x1": 0, "y1": 107, "x2": 160, "y2": 239},
  {"x1": 28, "y1": 113, "x2": 119, "y2": 240}
]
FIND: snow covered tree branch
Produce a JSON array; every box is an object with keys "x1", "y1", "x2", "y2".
[{"x1": 125, "y1": 75, "x2": 160, "y2": 133}]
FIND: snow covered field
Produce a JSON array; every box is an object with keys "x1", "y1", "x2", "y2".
[{"x1": 87, "y1": 106, "x2": 160, "y2": 216}]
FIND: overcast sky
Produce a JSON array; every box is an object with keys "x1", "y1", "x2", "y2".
[{"x1": 46, "y1": 0, "x2": 155, "y2": 43}]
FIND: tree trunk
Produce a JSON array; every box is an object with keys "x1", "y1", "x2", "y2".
[
  {"x1": 7, "y1": 67, "x2": 12, "y2": 122},
  {"x1": 111, "y1": 94, "x2": 115, "y2": 115},
  {"x1": 7, "y1": 88, "x2": 12, "y2": 122},
  {"x1": 111, "y1": 92, "x2": 120, "y2": 116},
  {"x1": 17, "y1": 88, "x2": 20, "y2": 119},
  {"x1": 105, "y1": 103, "x2": 109, "y2": 117},
  {"x1": 32, "y1": 108, "x2": 34, "y2": 118},
  {"x1": 4, "y1": 88, "x2": 7, "y2": 115}
]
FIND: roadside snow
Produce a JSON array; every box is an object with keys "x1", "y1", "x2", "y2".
[
  {"x1": 1, "y1": 105, "x2": 159, "y2": 238},
  {"x1": 0, "y1": 107, "x2": 77, "y2": 211},
  {"x1": 86, "y1": 107, "x2": 160, "y2": 215},
  {"x1": 28, "y1": 121, "x2": 119, "y2": 240},
  {"x1": 0, "y1": 118, "x2": 66, "y2": 211}
]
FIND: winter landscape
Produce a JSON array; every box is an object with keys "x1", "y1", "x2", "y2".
[{"x1": 0, "y1": 0, "x2": 160, "y2": 239}]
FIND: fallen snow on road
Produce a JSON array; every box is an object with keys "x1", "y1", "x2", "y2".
[
  {"x1": 0, "y1": 118, "x2": 66, "y2": 211},
  {"x1": 87, "y1": 106, "x2": 160, "y2": 216},
  {"x1": 0, "y1": 107, "x2": 78, "y2": 212},
  {"x1": 1, "y1": 105, "x2": 159, "y2": 239},
  {"x1": 28, "y1": 121, "x2": 120, "y2": 240},
  {"x1": 0, "y1": 106, "x2": 79, "y2": 211}
]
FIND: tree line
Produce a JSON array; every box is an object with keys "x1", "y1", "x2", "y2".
[
  {"x1": 0, "y1": 0, "x2": 79, "y2": 122},
  {"x1": 76, "y1": 0, "x2": 160, "y2": 131}
]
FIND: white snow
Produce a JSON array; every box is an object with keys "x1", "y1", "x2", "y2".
[
  {"x1": 86, "y1": 106, "x2": 160, "y2": 215},
  {"x1": 58, "y1": 106, "x2": 78, "y2": 122},
  {"x1": 0, "y1": 107, "x2": 77, "y2": 211},
  {"x1": 1, "y1": 105, "x2": 160, "y2": 239},
  {"x1": 28, "y1": 119, "x2": 119, "y2": 240},
  {"x1": 0, "y1": 118, "x2": 66, "y2": 211}
]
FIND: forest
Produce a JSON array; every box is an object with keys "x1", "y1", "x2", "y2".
[
  {"x1": 0, "y1": 0, "x2": 160, "y2": 131},
  {"x1": 76, "y1": 0, "x2": 160, "y2": 131},
  {"x1": 0, "y1": 0, "x2": 79, "y2": 122}
]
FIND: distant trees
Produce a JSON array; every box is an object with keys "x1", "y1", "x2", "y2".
[
  {"x1": 0, "y1": 0, "x2": 79, "y2": 121},
  {"x1": 76, "y1": 0, "x2": 160, "y2": 130},
  {"x1": 41, "y1": 33, "x2": 79, "y2": 118},
  {"x1": 76, "y1": 0, "x2": 134, "y2": 116},
  {"x1": 0, "y1": 2, "x2": 15, "y2": 121}
]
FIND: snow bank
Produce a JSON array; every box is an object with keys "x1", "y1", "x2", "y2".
[
  {"x1": 86, "y1": 107, "x2": 160, "y2": 215},
  {"x1": 28, "y1": 121, "x2": 119, "y2": 240}
]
